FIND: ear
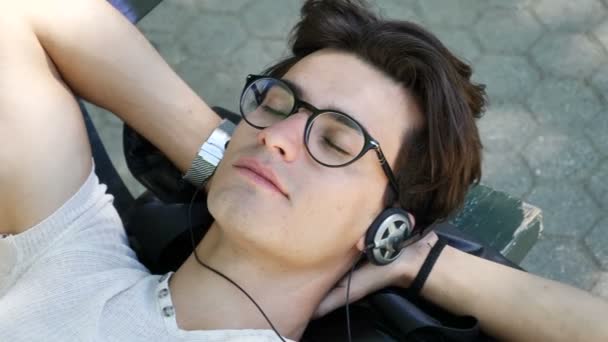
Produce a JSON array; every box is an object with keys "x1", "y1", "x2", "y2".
[
  {"x1": 392, "y1": 203, "x2": 416, "y2": 228},
  {"x1": 407, "y1": 213, "x2": 416, "y2": 228}
]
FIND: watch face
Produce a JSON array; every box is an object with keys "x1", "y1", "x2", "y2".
[
  {"x1": 209, "y1": 120, "x2": 235, "y2": 153},
  {"x1": 184, "y1": 120, "x2": 235, "y2": 187},
  {"x1": 219, "y1": 121, "x2": 235, "y2": 151},
  {"x1": 220, "y1": 119, "x2": 236, "y2": 136}
]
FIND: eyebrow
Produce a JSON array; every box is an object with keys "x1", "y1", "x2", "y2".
[
  {"x1": 281, "y1": 78, "x2": 363, "y2": 135},
  {"x1": 280, "y1": 78, "x2": 305, "y2": 98},
  {"x1": 333, "y1": 111, "x2": 364, "y2": 133},
  {"x1": 281, "y1": 78, "x2": 355, "y2": 121}
]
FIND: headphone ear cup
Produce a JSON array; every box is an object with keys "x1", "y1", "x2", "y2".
[{"x1": 365, "y1": 208, "x2": 413, "y2": 265}]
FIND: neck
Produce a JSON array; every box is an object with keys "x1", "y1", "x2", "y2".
[{"x1": 170, "y1": 223, "x2": 354, "y2": 340}]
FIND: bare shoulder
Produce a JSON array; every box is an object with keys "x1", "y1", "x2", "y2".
[{"x1": 0, "y1": 7, "x2": 92, "y2": 234}]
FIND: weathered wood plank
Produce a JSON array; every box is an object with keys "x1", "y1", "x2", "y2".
[{"x1": 451, "y1": 184, "x2": 542, "y2": 263}]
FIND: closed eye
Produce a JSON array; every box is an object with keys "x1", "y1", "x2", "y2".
[
  {"x1": 323, "y1": 137, "x2": 350, "y2": 155},
  {"x1": 262, "y1": 105, "x2": 288, "y2": 117}
]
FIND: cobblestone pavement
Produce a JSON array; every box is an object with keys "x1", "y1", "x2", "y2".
[{"x1": 89, "y1": 0, "x2": 608, "y2": 297}]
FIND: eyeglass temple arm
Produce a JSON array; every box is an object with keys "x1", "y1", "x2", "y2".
[{"x1": 371, "y1": 144, "x2": 400, "y2": 196}]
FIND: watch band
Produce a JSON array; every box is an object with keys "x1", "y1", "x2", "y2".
[
  {"x1": 183, "y1": 119, "x2": 235, "y2": 187},
  {"x1": 407, "y1": 238, "x2": 446, "y2": 297}
]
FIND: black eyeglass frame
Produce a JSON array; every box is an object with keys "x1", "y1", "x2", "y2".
[{"x1": 240, "y1": 74, "x2": 400, "y2": 196}]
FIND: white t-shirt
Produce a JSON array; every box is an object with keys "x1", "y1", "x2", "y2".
[{"x1": 0, "y1": 166, "x2": 292, "y2": 342}]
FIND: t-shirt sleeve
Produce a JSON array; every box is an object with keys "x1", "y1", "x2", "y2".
[{"x1": 0, "y1": 163, "x2": 147, "y2": 295}]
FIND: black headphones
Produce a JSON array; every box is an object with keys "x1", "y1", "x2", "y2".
[{"x1": 364, "y1": 207, "x2": 418, "y2": 265}]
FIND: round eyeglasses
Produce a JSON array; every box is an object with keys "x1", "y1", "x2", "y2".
[{"x1": 239, "y1": 74, "x2": 399, "y2": 195}]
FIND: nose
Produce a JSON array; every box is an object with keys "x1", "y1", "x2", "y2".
[{"x1": 256, "y1": 112, "x2": 308, "y2": 162}]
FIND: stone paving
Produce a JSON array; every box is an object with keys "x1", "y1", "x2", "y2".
[{"x1": 89, "y1": 0, "x2": 608, "y2": 298}]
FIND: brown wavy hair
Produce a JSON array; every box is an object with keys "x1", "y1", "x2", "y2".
[{"x1": 264, "y1": 0, "x2": 486, "y2": 227}]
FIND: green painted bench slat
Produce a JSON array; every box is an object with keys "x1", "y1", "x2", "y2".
[{"x1": 452, "y1": 185, "x2": 542, "y2": 263}]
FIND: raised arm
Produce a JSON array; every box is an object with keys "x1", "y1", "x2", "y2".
[
  {"x1": 421, "y1": 244, "x2": 608, "y2": 341},
  {"x1": 19, "y1": 0, "x2": 220, "y2": 172},
  {"x1": 0, "y1": 0, "x2": 218, "y2": 234},
  {"x1": 316, "y1": 233, "x2": 608, "y2": 341}
]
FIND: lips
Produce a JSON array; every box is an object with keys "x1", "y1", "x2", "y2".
[{"x1": 233, "y1": 157, "x2": 289, "y2": 198}]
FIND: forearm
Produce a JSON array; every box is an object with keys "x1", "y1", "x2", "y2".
[
  {"x1": 15, "y1": 0, "x2": 219, "y2": 172},
  {"x1": 421, "y1": 246, "x2": 608, "y2": 341}
]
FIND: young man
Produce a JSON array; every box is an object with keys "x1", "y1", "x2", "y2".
[{"x1": 1, "y1": 0, "x2": 606, "y2": 341}]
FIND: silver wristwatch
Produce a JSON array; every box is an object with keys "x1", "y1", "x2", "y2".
[{"x1": 183, "y1": 119, "x2": 235, "y2": 187}]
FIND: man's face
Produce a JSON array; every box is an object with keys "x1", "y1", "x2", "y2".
[{"x1": 207, "y1": 49, "x2": 418, "y2": 269}]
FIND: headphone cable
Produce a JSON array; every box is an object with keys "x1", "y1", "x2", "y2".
[
  {"x1": 345, "y1": 258, "x2": 357, "y2": 342},
  {"x1": 187, "y1": 188, "x2": 286, "y2": 342},
  {"x1": 186, "y1": 187, "x2": 355, "y2": 342}
]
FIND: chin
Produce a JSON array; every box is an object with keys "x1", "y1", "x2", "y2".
[{"x1": 209, "y1": 183, "x2": 278, "y2": 231}]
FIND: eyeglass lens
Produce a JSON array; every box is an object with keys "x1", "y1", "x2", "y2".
[{"x1": 240, "y1": 77, "x2": 366, "y2": 166}]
